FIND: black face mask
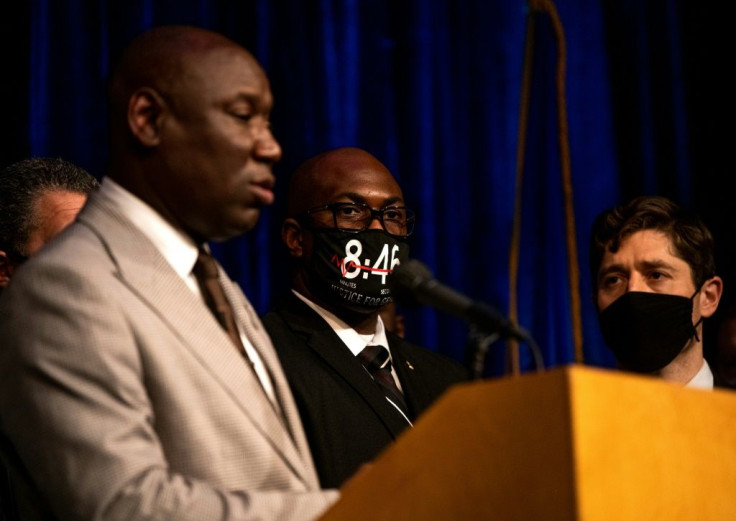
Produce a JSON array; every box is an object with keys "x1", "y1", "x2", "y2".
[
  {"x1": 598, "y1": 290, "x2": 701, "y2": 373},
  {"x1": 305, "y1": 228, "x2": 409, "y2": 314}
]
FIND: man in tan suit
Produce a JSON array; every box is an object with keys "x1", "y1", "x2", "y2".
[{"x1": 0, "y1": 26, "x2": 337, "y2": 520}]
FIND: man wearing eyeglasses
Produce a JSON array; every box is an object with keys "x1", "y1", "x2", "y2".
[{"x1": 262, "y1": 147, "x2": 468, "y2": 489}]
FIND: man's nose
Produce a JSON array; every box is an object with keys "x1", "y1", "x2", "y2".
[
  {"x1": 368, "y1": 214, "x2": 384, "y2": 231},
  {"x1": 627, "y1": 275, "x2": 648, "y2": 292},
  {"x1": 255, "y1": 130, "x2": 282, "y2": 163}
]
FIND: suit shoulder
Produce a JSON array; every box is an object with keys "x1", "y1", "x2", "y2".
[
  {"x1": 261, "y1": 294, "x2": 326, "y2": 339},
  {"x1": 261, "y1": 304, "x2": 301, "y2": 341},
  {"x1": 260, "y1": 302, "x2": 312, "y2": 360},
  {"x1": 261, "y1": 308, "x2": 283, "y2": 331}
]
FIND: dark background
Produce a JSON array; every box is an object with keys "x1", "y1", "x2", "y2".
[{"x1": 1, "y1": 0, "x2": 733, "y2": 378}]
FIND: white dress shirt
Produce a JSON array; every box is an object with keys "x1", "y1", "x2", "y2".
[
  {"x1": 686, "y1": 359, "x2": 714, "y2": 390},
  {"x1": 97, "y1": 178, "x2": 278, "y2": 406},
  {"x1": 292, "y1": 290, "x2": 412, "y2": 424}
]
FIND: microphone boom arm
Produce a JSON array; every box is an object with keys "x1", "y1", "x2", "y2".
[{"x1": 391, "y1": 259, "x2": 545, "y2": 375}]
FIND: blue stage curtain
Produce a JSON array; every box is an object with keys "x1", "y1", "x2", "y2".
[{"x1": 2, "y1": 0, "x2": 716, "y2": 377}]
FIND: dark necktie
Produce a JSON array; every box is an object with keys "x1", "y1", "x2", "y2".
[
  {"x1": 358, "y1": 344, "x2": 410, "y2": 417},
  {"x1": 192, "y1": 248, "x2": 245, "y2": 355},
  {"x1": 191, "y1": 248, "x2": 289, "y2": 428}
]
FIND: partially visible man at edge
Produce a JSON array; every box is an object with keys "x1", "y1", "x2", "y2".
[
  {"x1": 0, "y1": 157, "x2": 98, "y2": 292},
  {"x1": 0, "y1": 26, "x2": 338, "y2": 520},
  {"x1": 262, "y1": 147, "x2": 469, "y2": 488},
  {"x1": 590, "y1": 195, "x2": 723, "y2": 388}
]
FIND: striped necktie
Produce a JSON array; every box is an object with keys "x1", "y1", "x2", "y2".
[{"x1": 358, "y1": 344, "x2": 410, "y2": 417}]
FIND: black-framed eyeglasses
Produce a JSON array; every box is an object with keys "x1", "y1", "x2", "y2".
[{"x1": 299, "y1": 202, "x2": 415, "y2": 237}]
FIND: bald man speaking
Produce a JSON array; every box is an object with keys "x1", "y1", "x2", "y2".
[{"x1": 0, "y1": 26, "x2": 337, "y2": 521}]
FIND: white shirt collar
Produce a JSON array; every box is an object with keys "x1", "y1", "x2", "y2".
[
  {"x1": 291, "y1": 291, "x2": 408, "y2": 419},
  {"x1": 98, "y1": 179, "x2": 280, "y2": 404},
  {"x1": 686, "y1": 359, "x2": 714, "y2": 390},
  {"x1": 291, "y1": 290, "x2": 390, "y2": 356},
  {"x1": 98, "y1": 177, "x2": 199, "y2": 285}
]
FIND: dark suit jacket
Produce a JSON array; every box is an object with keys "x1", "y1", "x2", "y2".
[{"x1": 262, "y1": 293, "x2": 469, "y2": 488}]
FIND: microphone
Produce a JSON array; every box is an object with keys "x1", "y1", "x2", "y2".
[{"x1": 390, "y1": 259, "x2": 529, "y2": 342}]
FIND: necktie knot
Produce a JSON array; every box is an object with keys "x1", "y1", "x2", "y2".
[
  {"x1": 357, "y1": 344, "x2": 391, "y2": 372},
  {"x1": 358, "y1": 344, "x2": 410, "y2": 420},
  {"x1": 193, "y1": 248, "x2": 219, "y2": 280}
]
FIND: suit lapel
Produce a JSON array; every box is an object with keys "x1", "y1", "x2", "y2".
[
  {"x1": 388, "y1": 336, "x2": 426, "y2": 419},
  {"x1": 278, "y1": 295, "x2": 412, "y2": 435},
  {"x1": 77, "y1": 194, "x2": 312, "y2": 485},
  {"x1": 220, "y1": 277, "x2": 319, "y2": 486}
]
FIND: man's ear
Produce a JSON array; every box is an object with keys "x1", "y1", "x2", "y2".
[
  {"x1": 394, "y1": 314, "x2": 406, "y2": 339},
  {"x1": 0, "y1": 251, "x2": 15, "y2": 288},
  {"x1": 699, "y1": 275, "x2": 723, "y2": 319},
  {"x1": 128, "y1": 87, "x2": 167, "y2": 147},
  {"x1": 282, "y1": 218, "x2": 304, "y2": 258}
]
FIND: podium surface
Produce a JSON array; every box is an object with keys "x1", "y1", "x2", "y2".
[{"x1": 319, "y1": 365, "x2": 736, "y2": 520}]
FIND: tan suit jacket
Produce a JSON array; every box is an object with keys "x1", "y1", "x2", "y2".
[{"x1": 0, "y1": 191, "x2": 338, "y2": 520}]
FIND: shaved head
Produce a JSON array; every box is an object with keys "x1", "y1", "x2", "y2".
[
  {"x1": 286, "y1": 147, "x2": 402, "y2": 217},
  {"x1": 281, "y1": 147, "x2": 410, "y2": 329},
  {"x1": 105, "y1": 25, "x2": 281, "y2": 242},
  {"x1": 108, "y1": 26, "x2": 263, "y2": 143},
  {"x1": 109, "y1": 26, "x2": 253, "y2": 95}
]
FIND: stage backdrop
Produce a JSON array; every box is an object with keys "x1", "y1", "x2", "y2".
[{"x1": 2, "y1": 0, "x2": 731, "y2": 377}]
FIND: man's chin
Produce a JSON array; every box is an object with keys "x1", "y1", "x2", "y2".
[
  {"x1": 334, "y1": 304, "x2": 380, "y2": 322},
  {"x1": 203, "y1": 210, "x2": 262, "y2": 242}
]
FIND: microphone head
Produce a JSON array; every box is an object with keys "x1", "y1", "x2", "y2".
[
  {"x1": 390, "y1": 259, "x2": 533, "y2": 345},
  {"x1": 389, "y1": 259, "x2": 434, "y2": 306}
]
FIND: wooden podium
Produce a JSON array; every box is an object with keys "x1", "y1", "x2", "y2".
[{"x1": 318, "y1": 365, "x2": 736, "y2": 520}]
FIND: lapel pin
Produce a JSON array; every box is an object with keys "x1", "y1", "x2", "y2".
[{"x1": 405, "y1": 360, "x2": 414, "y2": 370}]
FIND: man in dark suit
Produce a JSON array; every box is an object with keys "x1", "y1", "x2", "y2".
[
  {"x1": 0, "y1": 26, "x2": 336, "y2": 520},
  {"x1": 263, "y1": 147, "x2": 469, "y2": 488}
]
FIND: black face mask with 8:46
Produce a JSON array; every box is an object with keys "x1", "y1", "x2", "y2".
[{"x1": 305, "y1": 229, "x2": 409, "y2": 314}]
